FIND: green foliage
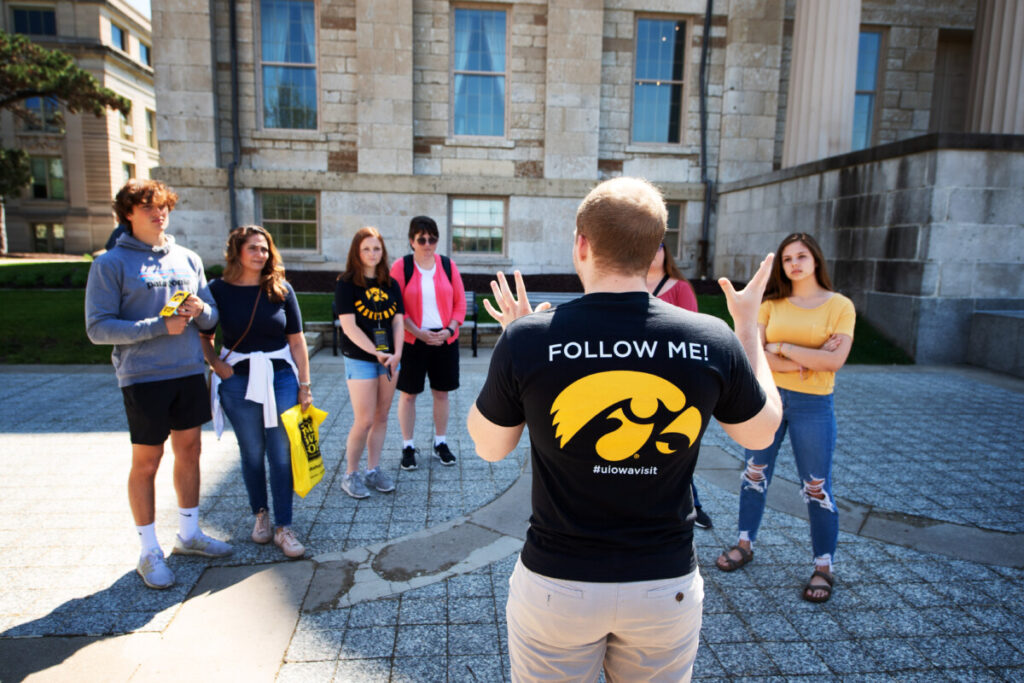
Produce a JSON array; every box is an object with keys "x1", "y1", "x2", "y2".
[
  {"x1": 205, "y1": 264, "x2": 224, "y2": 279},
  {"x1": 295, "y1": 293, "x2": 333, "y2": 321},
  {"x1": 0, "y1": 30, "x2": 130, "y2": 200},
  {"x1": 0, "y1": 261, "x2": 91, "y2": 288}
]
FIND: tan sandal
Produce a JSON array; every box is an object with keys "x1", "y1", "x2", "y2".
[{"x1": 716, "y1": 545, "x2": 754, "y2": 572}]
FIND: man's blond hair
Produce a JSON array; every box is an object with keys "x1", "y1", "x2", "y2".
[{"x1": 575, "y1": 177, "x2": 667, "y2": 276}]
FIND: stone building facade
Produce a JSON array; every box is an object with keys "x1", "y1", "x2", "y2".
[
  {"x1": 1, "y1": 0, "x2": 157, "y2": 254},
  {"x1": 152, "y1": 0, "x2": 1023, "y2": 362}
]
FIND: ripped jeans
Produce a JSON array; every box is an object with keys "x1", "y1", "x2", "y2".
[{"x1": 738, "y1": 388, "x2": 838, "y2": 564}]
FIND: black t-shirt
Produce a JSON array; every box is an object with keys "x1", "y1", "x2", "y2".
[
  {"x1": 334, "y1": 275, "x2": 403, "y2": 362},
  {"x1": 204, "y1": 279, "x2": 303, "y2": 374},
  {"x1": 475, "y1": 292, "x2": 766, "y2": 583}
]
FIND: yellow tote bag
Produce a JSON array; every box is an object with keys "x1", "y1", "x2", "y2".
[{"x1": 280, "y1": 404, "x2": 328, "y2": 498}]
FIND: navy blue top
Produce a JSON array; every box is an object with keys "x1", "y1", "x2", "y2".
[{"x1": 203, "y1": 279, "x2": 303, "y2": 373}]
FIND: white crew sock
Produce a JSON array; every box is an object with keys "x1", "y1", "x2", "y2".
[
  {"x1": 403, "y1": 439, "x2": 415, "y2": 449},
  {"x1": 179, "y1": 506, "x2": 199, "y2": 541},
  {"x1": 137, "y1": 523, "x2": 161, "y2": 556},
  {"x1": 434, "y1": 435, "x2": 446, "y2": 446}
]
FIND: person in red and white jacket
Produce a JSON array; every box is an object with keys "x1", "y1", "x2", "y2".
[{"x1": 389, "y1": 216, "x2": 467, "y2": 471}]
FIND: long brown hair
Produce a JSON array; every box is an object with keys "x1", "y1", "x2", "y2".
[
  {"x1": 764, "y1": 232, "x2": 834, "y2": 301},
  {"x1": 662, "y1": 243, "x2": 685, "y2": 280},
  {"x1": 223, "y1": 225, "x2": 289, "y2": 302},
  {"x1": 341, "y1": 226, "x2": 392, "y2": 288}
]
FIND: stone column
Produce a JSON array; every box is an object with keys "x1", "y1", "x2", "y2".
[
  {"x1": 543, "y1": 0, "x2": 603, "y2": 179},
  {"x1": 965, "y1": 0, "x2": 1024, "y2": 134},
  {"x1": 151, "y1": 0, "x2": 218, "y2": 168},
  {"x1": 781, "y1": 0, "x2": 861, "y2": 167},
  {"x1": 356, "y1": 0, "x2": 414, "y2": 174}
]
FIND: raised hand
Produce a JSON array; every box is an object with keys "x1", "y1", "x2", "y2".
[
  {"x1": 483, "y1": 270, "x2": 551, "y2": 330},
  {"x1": 718, "y1": 254, "x2": 774, "y2": 330}
]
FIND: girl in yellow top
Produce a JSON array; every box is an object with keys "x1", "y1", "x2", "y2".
[{"x1": 716, "y1": 233, "x2": 855, "y2": 603}]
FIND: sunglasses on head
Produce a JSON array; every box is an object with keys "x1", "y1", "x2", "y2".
[{"x1": 416, "y1": 236, "x2": 439, "y2": 245}]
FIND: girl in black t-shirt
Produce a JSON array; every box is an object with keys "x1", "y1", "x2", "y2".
[
  {"x1": 200, "y1": 225, "x2": 312, "y2": 559},
  {"x1": 334, "y1": 227, "x2": 404, "y2": 499}
]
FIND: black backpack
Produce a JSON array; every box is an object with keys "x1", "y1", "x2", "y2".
[{"x1": 403, "y1": 253, "x2": 452, "y2": 285}]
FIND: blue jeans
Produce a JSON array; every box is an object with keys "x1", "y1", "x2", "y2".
[
  {"x1": 219, "y1": 369, "x2": 298, "y2": 527},
  {"x1": 738, "y1": 388, "x2": 838, "y2": 562}
]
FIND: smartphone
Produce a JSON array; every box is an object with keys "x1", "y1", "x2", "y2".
[{"x1": 159, "y1": 290, "x2": 190, "y2": 317}]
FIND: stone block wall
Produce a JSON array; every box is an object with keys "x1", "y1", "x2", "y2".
[{"x1": 715, "y1": 135, "x2": 1024, "y2": 364}]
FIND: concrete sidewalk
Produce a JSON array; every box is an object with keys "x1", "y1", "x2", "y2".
[{"x1": 1, "y1": 350, "x2": 1023, "y2": 681}]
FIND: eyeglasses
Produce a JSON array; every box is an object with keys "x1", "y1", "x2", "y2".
[
  {"x1": 658, "y1": 242, "x2": 665, "y2": 251},
  {"x1": 415, "y1": 236, "x2": 439, "y2": 246}
]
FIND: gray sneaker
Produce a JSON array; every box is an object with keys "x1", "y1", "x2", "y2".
[
  {"x1": 341, "y1": 471, "x2": 370, "y2": 499},
  {"x1": 364, "y1": 467, "x2": 395, "y2": 493},
  {"x1": 172, "y1": 530, "x2": 234, "y2": 558},
  {"x1": 137, "y1": 550, "x2": 174, "y2": 589}
]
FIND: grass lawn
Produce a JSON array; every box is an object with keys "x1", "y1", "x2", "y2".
[{"x1": 0, "y1": 288, "x2": 911, "y2": 365}]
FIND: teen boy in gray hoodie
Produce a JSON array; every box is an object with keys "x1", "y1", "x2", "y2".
[{"x1": 86, "y1": 179, "x2": 233, "y2": 589}]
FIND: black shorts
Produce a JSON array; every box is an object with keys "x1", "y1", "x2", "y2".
[
  {"x1": 121, "y1": 374, "x2": 212, "y2": 445},
  {"x1": 397, "y1": 338, "x2": 460, "y2": 394}
]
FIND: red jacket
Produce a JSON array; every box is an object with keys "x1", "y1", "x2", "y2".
[{"x1": 389, "y1": 254, "x2": 467, "y2": 345}]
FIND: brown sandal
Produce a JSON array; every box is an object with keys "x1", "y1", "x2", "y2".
[
  {"x1": 716, "y1": 545, "x2": 754, "y2": 572},
  {"x1": 801, "y1": 569, "x2": 834, "y2": 603}
]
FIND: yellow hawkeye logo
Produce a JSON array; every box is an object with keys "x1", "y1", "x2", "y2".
[
  {"x1": 551, "y1": 371, "x2": 702, "y2": 461},
  {"x1": 354, "y1": 288, "x2": 397, "y2": 321}
]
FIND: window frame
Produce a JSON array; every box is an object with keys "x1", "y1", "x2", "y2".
[
  {"x1": 32, "y1": 222, "x2": 65, "y2": 253},
  {"x1": 145, "y1": 109, "x2": 158, "y2": 149},
  {"x1": 254, "y1": 0, "x2": 321, "y2": 132},
  {"x1": 450, "y1": 4, "x2": 510, "y2": 139},
  {"x1": 257, "y1": 190, "x2": 320, "y2": 252},
  {"x1": 853, "y1": 26, "x2": 887, "y2": 151},
  {"x1": 139, "y1": 42, "x2": 151, "y2": 66},
  {"x1": 110, "y1": 22, "x2": 128, "y2": 52},
  {"x1": 28, "y1": 156, "x2": 65, "y2": 200},
  {"x1": 449, "y1": 195, "x2": 508, "y2": 258},
  {"x1": 122, "y1": 162, "x2": 136, "y2": 184},
  {"x1": 23, "y1": 96, "x2": 61, "y2": 133},
  {"x1": 11, "y1": 6, "x2": 57, "y2": 35},
  {"x1": 664, "y1": 202, "x2": 686, "y2": 261},
  {"x1": 119, "y1": 109, "x2": 134, "y2": 141},
  {"x1": 629, "y1": 14, "x2": 692, "y2": 146}
]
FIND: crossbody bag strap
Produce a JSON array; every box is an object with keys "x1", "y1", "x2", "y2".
[
  {"x1": 226, "y1": 287, "x2": 262, "y2": 355},
  {"x1": 652, "y1": 274, "x2": 670, "y2": 297}
]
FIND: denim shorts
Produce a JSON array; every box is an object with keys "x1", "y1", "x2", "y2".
[{"x1": 343, "y1": 355, "x2": 398, "y2": 380}]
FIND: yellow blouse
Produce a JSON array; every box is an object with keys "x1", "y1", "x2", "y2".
[{"x1": 758, "y1": 293, "x2": 856, "y2": 395}]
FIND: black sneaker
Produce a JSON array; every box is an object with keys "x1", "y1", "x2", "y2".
[
  {"x1": 434, "y1": 442, "x2": 457, "y2": 466},
  {"x1": 694, "y1": 506, "x2": 713, "y2": 529},
  {"x1": 401, "y1": 446, "x2": 418, "y2": 471}
]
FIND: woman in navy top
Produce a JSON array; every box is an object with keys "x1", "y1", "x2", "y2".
[{"x1": 200, "y1": 225, "x2": 311, "y2": 558}]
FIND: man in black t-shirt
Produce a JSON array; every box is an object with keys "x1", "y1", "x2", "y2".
[{"x1": 468, "y1": 177, "x2": 782, "y2": 681}]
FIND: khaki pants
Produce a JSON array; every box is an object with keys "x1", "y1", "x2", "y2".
[{"x1": 506, "y1": 558, "x2": 703, "y2": 682}]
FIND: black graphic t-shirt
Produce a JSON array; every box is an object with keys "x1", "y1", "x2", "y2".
[
  {"x1": 334, "y1": 275, "x2": 403, "y2": 362},
  {"x1": 475, "y1": 292, "x2": 766, "y2": 583}
]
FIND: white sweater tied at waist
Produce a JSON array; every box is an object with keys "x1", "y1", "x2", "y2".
[{"x1": 210, "y1": 345, "x2": 298, "y2": 438}]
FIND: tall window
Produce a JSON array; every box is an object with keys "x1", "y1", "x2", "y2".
[
  {"x1": 633, "y1": 18, "x2": 686, "y2": 144},
  {"x1": 33, "y1": 223, "x2": 65, "y2": 253},
  {"x1": 29, "y1": 157, "x2": 65, "y2": 199},
  {"x1": 452, "y1": 8, "x2": 506, "y2": 137},
  {"x1": 451, "y1": 197, "x2": 505, "y2": 255},
  {"x1": 139, "y1": 42, "x2": 151, "y2": 66},
  {"x1": 146, "y1": 109, "x2": 158, "y2": 148},
  {"x1": 13, "y1": 8, "x2": 56, "y2": 35},
  {"x1": 665, "y1": 203, "x2": 685, "y2": 258},
  {"x1": 25, "y1": 96, "x2": 60, "y2": 132},
  {"x1": 260, "y1": 192, "x2": 317, "y2": 250},
  {"x1": 110, "y1": 23, "x2": 127, "y2": 51},
  {"x1": 120, "y1": 110, "x2": 133, "y2": 140},
  {"x1": 260, "y1": 0, "x2": 317, "y2": 130},
  {"x1": 122, "y1": 162, "x2": 136, "y2": 183},
  {"x1": 853, "y1": 30, "x2": 883, "y2": 151}
]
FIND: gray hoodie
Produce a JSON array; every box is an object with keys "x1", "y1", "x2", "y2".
[{"x1": 85, "y1": 232, "x2": 218, "y2": 387}]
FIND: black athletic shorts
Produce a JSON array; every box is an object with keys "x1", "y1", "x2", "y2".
[
  {"x1": 121, "y1": 374, "x2": 212, "y2": 445},
  {"x1": 396, "y1": 337, "x2": 460, "y2": 394}
]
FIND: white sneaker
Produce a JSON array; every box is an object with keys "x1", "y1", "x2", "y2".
[
  {"x1": 172, "y1": 530, "x2": 234, "y2": 558},
  {"x1": 252, "y1": 509, "x2": 272, "y2": 544},
  {"x1": 137, "y1": 550, "x2": 174, "y2": 589},
  {"x1": 274, "y1": 526, "x2": 305, "y2": 558}
]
